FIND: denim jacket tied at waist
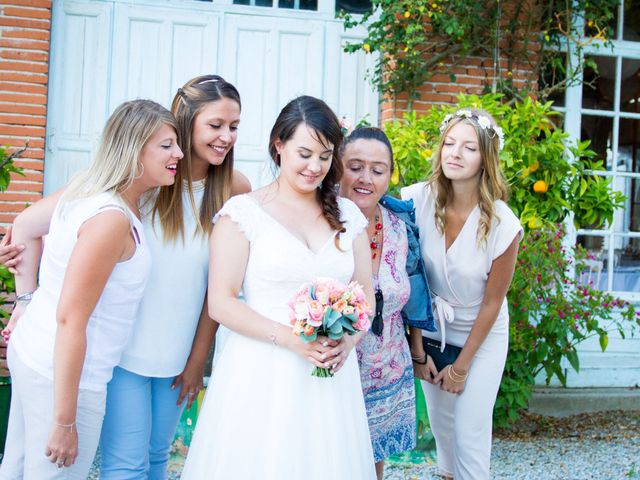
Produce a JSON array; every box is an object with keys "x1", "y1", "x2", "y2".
[{"x1": 379, "y1": 194, "x2": 435, "y2": 332}]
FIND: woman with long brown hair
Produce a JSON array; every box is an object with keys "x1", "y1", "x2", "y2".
[{"x1": 182, "y1": 96, "x2": 376, "y2": 479}]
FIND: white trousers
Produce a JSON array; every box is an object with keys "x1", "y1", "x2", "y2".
[
  {"x1": 0, "y1": 344, "x2": 106, "y2": 480},
  {"x1": 421, "y1": 329, "x2": 508, "y2": 480}
]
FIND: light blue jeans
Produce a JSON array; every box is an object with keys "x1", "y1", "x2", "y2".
[{"x1": 98, "y1": 367, "x2": 185, "y2": 480}]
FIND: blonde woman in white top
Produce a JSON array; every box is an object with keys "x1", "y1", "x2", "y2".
[
  {"x1": 402, "y1": 109, "x2": 522, "y2": 480},
  {"x1": 0, "y1": 100, "x2": 182, "y2": 479}
]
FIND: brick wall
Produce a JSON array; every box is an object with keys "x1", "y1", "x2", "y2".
[{"x1": 0, "y1": 0, "x2": 52, "y2": 233}]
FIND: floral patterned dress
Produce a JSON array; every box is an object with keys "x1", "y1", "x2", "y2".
[{"x1": 356, "y1": 205, "x2": 416, "y2": 462}]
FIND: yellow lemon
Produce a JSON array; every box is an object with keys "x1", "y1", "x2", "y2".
[
  {"x1": 533, "y1": 180, "x2": 548, "y2": 193},
  {"x1": 421, "y1": 149, "x2": 432, "y2": 158},
  {"x1": 363, "y1": 43, "x2": 371, "y2": 53},
  {"x1": 529, "y1": 161, "x2": 539, "y2": 173},
  {"x1": 404, "y1": 11, "x2": 410, "y2": 18},
  {"x1": 528, "y1": 217, "x2": 542, "y2": 229},
  {"x1": 390, "y1": 168, "x2": 400, "y2": 185}
]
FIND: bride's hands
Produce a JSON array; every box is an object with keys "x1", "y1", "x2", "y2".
[
  {"x1": 287, "y1": 335, "x2": 339, "y2": 369},
  {"x1": 326, "y1": 333, "x2": 360, "y2": 374}
]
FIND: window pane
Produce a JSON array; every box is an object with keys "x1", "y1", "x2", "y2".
[
  {"x1": 278, "y1": 0, "x2": 317, "y2": 9},
  {"x1": 336, "y1": 0, "x2": 373, "y2": 14},
  {"x1": 581, "y1": 114, "x2": 614, "y2": 169},
  {"x1": 613, "y1": 235, "x2": 640, "y2": 291},
  {"x1": 620, "y1": 58, "x2": 640, "y2": 113},
  {"x1": 576, "y1": 234, "x2": 609, "y2": 291},
  {"x1": 623, "y1": 0, "x2": 640, "y2": 41},
  {"x1": 582, "y1": 55, "x2": 616, "y2": 111},
  {"x1": 234, "y1": 0, "x2": 274, "y2": 5},
  {"x1": 540, "y1": 53, "x2": 566, "y2": 107}
]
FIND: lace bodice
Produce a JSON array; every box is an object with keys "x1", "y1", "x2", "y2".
[{"x1": 214, "y1": 194, "x2": 368, "y2": 326}]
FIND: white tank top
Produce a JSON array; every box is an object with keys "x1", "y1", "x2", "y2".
[
  {"x1": 11, "y1": 192, "x2": 151, "y2": 392},
  {"x1": 118, "y1": 179, "x2": 209, "y2": 377}
]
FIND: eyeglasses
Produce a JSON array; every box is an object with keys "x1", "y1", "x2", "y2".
[{"x1": 372, "y1": 288, "x2": 383, "y2": 336}]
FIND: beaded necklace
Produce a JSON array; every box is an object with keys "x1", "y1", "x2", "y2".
[{"x1": 369, "y1": 207, "x2": 383, "y2": 259}]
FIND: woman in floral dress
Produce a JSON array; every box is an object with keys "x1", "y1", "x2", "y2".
[{"x1": 340, "y1": 127, "x2": 434, "y2": 480}]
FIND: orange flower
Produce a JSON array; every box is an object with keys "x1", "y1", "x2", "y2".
[
  {"x1": 533, "y1": 180, "x2": 548, "y2": 193},
  {"x1": 333, "y1": 299, "x2": 348, "y2": 313},
  {"x1": 303, "y1": 325, "x2": 315, "y2": 336}
]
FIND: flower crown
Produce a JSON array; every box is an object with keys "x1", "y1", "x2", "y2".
[{"x1": 439, "y1": 109, "x2": 505, "y2": 151}]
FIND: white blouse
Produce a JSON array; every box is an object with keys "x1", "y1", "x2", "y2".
[{"x1": 401, "y1": 182, "x2": 523, "y2": 347}]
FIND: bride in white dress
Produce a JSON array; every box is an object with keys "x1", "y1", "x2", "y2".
[{"x1": 181, "y1": 96, "x2": 377, "y2": 480}]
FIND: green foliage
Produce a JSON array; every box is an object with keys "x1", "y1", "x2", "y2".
[
  {"x1": 385, "y1": 93, "x2": 624, "y2": 230},
  {"x1": 340, "y1": 0, "x2": 619, "y2": 103},
  {"x1": 496, "y1": 225, "x2": 639, "y2": 426},
  {"x1": 0, "y1": 144, "x2": 24, "y2": 321},
  {"x1": 383, "y1": 93, "x2": 637, "y2": 425}
]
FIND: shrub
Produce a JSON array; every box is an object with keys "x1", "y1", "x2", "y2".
[{"x1": 384, "y1": 94, "x2": 637, "y2": 424}]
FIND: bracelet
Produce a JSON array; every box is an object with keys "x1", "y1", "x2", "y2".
[
  {"x1": 55, "y1": 421, "x2": 75, "y2": 431},
  {"x1": 411, "y1": 352, "x2": 428, "y2": 365},
  {"x1": 13, "y1": 291, "x2": 33, "y2": 308},
  {"x1": 268, "y1": 330, "x2": 278, "y2": 347},
  {"x1": 447, "y1": 365, "x2": 468, "y2": 382}
]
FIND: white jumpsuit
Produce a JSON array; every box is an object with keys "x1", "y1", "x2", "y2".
[{"x1": 402, "y1": 183, "x2": 522, "y2": 480}]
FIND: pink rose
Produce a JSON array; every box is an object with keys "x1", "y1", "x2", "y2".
[
  {"x1": 307, "y1": 300, "x2": 325, "y2": 326},
  {"x1": 315, "y1": 284, "x2": 330, "y2": 305},
  {"x1": 354, "y1": 311, "x2": 371, "y2": 331},
  {"x1": 332, "y1": 299, "x2": 348, "y2": 313}
]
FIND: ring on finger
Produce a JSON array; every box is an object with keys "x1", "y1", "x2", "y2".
[{"x1": 56, "y1": 461, "x2": 64, "y2": 468}]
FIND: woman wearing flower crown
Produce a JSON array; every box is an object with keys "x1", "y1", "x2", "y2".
[{"x1": 401, "y1": 108, "x2": 522, "y2": 479}]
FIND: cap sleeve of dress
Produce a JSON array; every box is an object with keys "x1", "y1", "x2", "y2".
[
  {"x1": 213, "y1": 194, "x2": 256, "y2": 242},
  {"x1": 400, "y1": 182, "x2": 427, "y2": 204},
  {"x1": 492, "y1": 201, "x2": 524, "y2": 260},
  {"x1": 338, "y1": 197, "x2": 367, "y2": 243}
]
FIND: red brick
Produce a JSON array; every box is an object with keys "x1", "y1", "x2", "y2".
[
  {"x1": 0, "y1": 125, "x2": 45, "y2": 136},
  {"x1": 0, "y1": 137, "x2": 44, "y2": 148},
  {"x1": 2, "y1": 7, "x2": 51, "y2": 20},
  {"x1": 0, "y1": 114, "x2": 46, "y2": 125},
  {"x1": 0, "y1": 92, "x2": 46, "y2": 104},
  {"x1": 0, "y1": 71, "x2": 48, "y2": 84},
  {"x1": 0, "y1": 50, "x2": 48, "y2": 62},
  {"x1": 0, "y1": 81, "x2": 47, "y2": 94},
  {"x1": 0, "y1": 202, "x2": 34, "y2": 212},
  {"x1": 2, "y1": 0, "x2": 51, "y2": 8},
  {"x1": 0, "y1": 214, "x2": 20, "y2": 223},
  {"x1": 0, "y1": 103, "x2": 46, "y2": 115},
  {"x1": 0, "y1": 38, "x2": 49, "y2": 51},
  {"x1": 0, "y1": 192, "x2": 42, "y2": 202},
  {"x1": 0, "y1": 60, "x2": 49, "y2": 74},
  {"x1": 3, "y1": 29, "x2": 50, "y2": 41},
  {"x1": 10, "y1": 171, "x2": 43, "y2": 181},
  {"x1": 13, "y1": 148, "x2": 44, "y2": 160},
  {"x1": 0, "y1": 17, "x2": 50, "y2": 30},
  {"x1": 435, "y1": 83, "x2": 465, "y2": 93}
]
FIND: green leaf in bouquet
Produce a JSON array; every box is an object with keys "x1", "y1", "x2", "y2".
[
  {"x1": 300, "y1": 330, "x2": 318, "y2": 343},
  {"x1": 327, "y1": 331, "x2": 343, "y2": 340},
  {"x1": 339, "y1": 318, "x2": 356, "y2": 332},
  {"x1": 323, "y1": 308, "x2": 342, "y2": 328}
]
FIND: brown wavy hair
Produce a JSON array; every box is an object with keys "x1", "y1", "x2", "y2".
[
  {"x1": 152, "y1": 74, "x2": 241, "y2": 241},
  {"x1": 268, "y1": 96, "x2": 345, "y2": 239},
  {"x1": 429, "y1": 108, "x2": 509, "y2": 247}
]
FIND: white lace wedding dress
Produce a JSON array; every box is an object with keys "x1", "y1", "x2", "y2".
[{"x1": 181, "y1": 194, "x2": 376, "y2": 480}]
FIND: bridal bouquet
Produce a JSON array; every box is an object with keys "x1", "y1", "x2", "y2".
[{"x1": 288, "y1": 278, "x2": 372, "y2": 377}]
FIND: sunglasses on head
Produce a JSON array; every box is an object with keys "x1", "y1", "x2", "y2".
[{"x1": 372, "y1": 288, "x2": 383, "y2": 336}]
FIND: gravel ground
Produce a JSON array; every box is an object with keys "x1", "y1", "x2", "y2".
[{"x1": 88, "y1": 410, "x2": 640, "y2": 479}]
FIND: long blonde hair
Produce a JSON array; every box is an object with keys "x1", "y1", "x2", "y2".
[
  {"x1": 429, "y1": 108, "x2": 509, "y2": 247},
  {"x1": 62, "y1": 99, "x2": 176, "y2": 205},
  {"x1": 152, "y1": 75, "x2": 241, "y2": 241}
]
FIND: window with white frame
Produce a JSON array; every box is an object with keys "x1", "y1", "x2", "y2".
[{"x1": 560, "y1": 0, "x2": 640, "y2": 299}]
